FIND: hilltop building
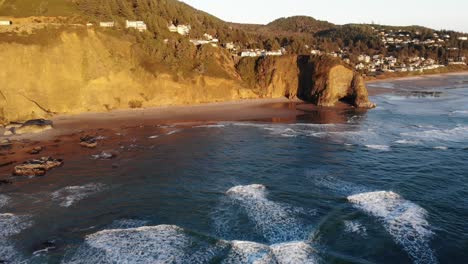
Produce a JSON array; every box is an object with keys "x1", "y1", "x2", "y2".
[
  {"x1": 0, "y1": 20, "x2": 12, "y2": 26},
  {"x1": 168, "y1": 23, "x2": 191, "y2": 36},
  {"x1": 99, "y1": 22, "x2": 115, "y2": 28},
  {"x1": 126, "y1": 20, "x2": 147, "y2": 32}
]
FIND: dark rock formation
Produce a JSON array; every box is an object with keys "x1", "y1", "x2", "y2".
[
  {"x1": 15, "y1": 119, "x2": 53, "y2": 135},
  {"x1": 13, "y1": 157, "x2": 63, "y2": 177},
  {"x1": 28, "y1": 146, "x2": 44, "y2": 155},
  {"x1": 80, "y1": 136, "x2": 98, "y2": 148},
  {"x1": 297, "y1": 55, "x2": 376, "y2": 108}
]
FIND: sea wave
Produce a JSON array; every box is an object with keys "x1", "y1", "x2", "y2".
[
  {"x1": 51, "y1": 183, "x2": 105, "y2": 207},
  {"x1": 194, "y1": 124, "x2": 226, "y2": 128},
  {"x1": 343, "y1": 220, "x2": 367, "y2": 237},
  {"x1": 64, "y1": 224, "x2": 319, "y2": 264},
  {"x1": 401, "y1": 125, "x2": 468, "y2": 143},
  {"x1": 0, "y1": 213, "x2": 32, "y2": 263},
  {"x1": 0, "y1": 194, "x2": 10, "y2": 209},
  {"x1": 64, "y1": 225, "x2": 230, "y2": 264},
  {"x1": 347, "y1": 191, "x2": 437, "y2": 264},
  {"x1": 365, "y1": 145, "x2": 391, "y2": 151},
  {"x1": 220, "y1": 184, "x2": 314, "y2": 243}
]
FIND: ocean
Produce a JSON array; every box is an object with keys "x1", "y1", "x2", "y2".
[{"x1": 1, "y1": 74, "x2": 467, "y2": 263}]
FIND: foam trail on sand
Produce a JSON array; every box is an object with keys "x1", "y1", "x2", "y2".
[
  {"x1": 347, "y1": 191, "x2": 438, "y2": 264},
  {"x1": 0, "y1": 213, "x2": 32, "y2": 263},
  {"x1": 194, "y1": 124, "x2": 226, "y2": 128},
  {"x1": 63, "y1": 225, "x2": 229, "y2": 263},
  {"x1": 223, "y1": 184, "x2": 313, "y2": 243},
  {"x1": 51, "y1": 183, "x2": 105, "y2": 207}
]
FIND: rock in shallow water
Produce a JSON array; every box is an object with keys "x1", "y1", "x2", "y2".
[
  {"x1": 80, "y1": 136, "x2": 98, "y2": 148},
  {"x1": 13, "y1": 157, "x2": 63, "y2": 177}
]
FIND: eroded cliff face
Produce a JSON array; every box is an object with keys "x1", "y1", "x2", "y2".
[
  {"x1": 0, "y1": 29, "x2": 257, "y2": 124},
  {"x1": 0, "y1": 30, "x2": 374, "y2": 124},
  {"x1": 238, "y1": 55, "x2": 375, "y2": 109}
]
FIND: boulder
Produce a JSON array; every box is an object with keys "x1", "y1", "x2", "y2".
[
  {"x1": 80, "y1": 136, "x2": 98, "y2": 148},
  {"x1": 0, "y1": 179, "x2": 12, "y2": 185},
  {"x1": 28, "y1": 146, "x2": 44, "y2": 155},
  {"x1": 13, "y1": 157, "x2": 63, "y2": 177},
  {"x1": 0, "y1": 139, "x2": 12, "y2": 150},
  {"x1": 14, "y1": 119, "x2": 53, "y2": 135}
]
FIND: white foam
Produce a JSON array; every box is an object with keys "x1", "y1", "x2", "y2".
[
  {"x1": 401, "y1": 125, "x2": 468, "y2": 142},
  {"x1": 365, "y1": 145, "x2": 391, "y2": 151},
  {"x1": 222, "y1": 241, "x2": 318, "y2": 264},
  {"x1": 348, "y1": 191, "x2": 437, "y2": 264},
  {"x1": 166, "y1": 129, "x2": 181, "y2": 135},
  {"x1": 194, "y1": 124, "x2": 226, "y2": 128},
  {"x1": 343, "y1": 220, "x2": 367, "y2": 237},
  {"x1": 270, "y1": 242, "x2": 319, "y2": 264},
  {"x1": 0, "y1": 213, "x2": 32, "y2": 263},
  {"x1": 0, "y1": 194, "x2": 10, "y2": 209},
  {"x1": 222, "y1": 241, "x2": 275, "y2": 264},
  {"x1": 51, "y1": 183, "x2": 105, "y2": 207},
  {"x1": 451, "y1": 110, "x2": 468, "y2": 115},
  {"x1": 310, "y1": 174, "x2": 369, "y2": 196},
  {"x1": 148, "y1": 135, "x2": 159, "y2": 139},
  {"x1": 433, "y1": 146, "x2": 448, "y2": 150},
  {"x1": 65, "y1": 225, "x2": 229, "y2": 263},
  {"x1": 395, "y1": 139, "x2": 420, "y2": 145},
  {"x1": 224, "y1": 184, "x2": 312, "y2": 243}
]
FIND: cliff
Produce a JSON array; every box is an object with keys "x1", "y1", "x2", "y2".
[
  {"x1": 0, "y1": 28, "x2": 258, "y2": 124},
  {"x1": 0, "y1": 28, "x2": 374, "y2": 125}
]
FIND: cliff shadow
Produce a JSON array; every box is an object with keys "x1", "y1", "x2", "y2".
[{"x1": 296, "y1": 55, "x2": 314, "y2": 102}]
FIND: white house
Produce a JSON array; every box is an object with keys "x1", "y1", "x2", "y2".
[
  {"x1": 177, "y1": 25, "x2": 191, "y2": 35},
  {"x1": 266, "y1": 50, "x2": 282, "y2": 56},
  {"x1": 99, "y1": 22, "x2": 115, "y2": 28},
  {"x1": 168, "y1": 23, "x2": 178, "y2": 32},
  {"x1": 240, "y1": 51, "x2": 258, "y2": 57},
  {"x1": 458, "y1": 37, "x2": 468, "y2": 41},
  {"x1": 126, "y1": 20, "x2": 147, "y2": 32},
  {"x1": 0, "y1": 20, "x2": 12, "y2": 26}
]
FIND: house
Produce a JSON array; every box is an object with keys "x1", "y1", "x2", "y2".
[
  {"x1": 224, "y1": 42, "x2": 235, "y2": 50},
  {"x1": 99, "y1": 22, "x2": 115, "y2": 28},
  {"x1": 265, "y1": 50, "x2": 282, "y2": 56},
  {"x1": 240, "y1": 51, "x2": 258, "y2": 57},
  {"x1": 203, "y1": 33, "x2": 213, "y2": 40},
  {"x1": 458, "y1": 37, "x2": 468, "y2": 41},
  {"x1": 126, "y1": 20, "x2": 147, "y2": 32},
  {"x1": 0, "y1": 20, "x2": 12, "y2": 26},
  {"x1": 168, "y1": 23, "x2": 178, "y2": 32}
]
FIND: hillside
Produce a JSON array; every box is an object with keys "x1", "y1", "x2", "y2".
[
  {"x1": 0, "y1": 0, "x2": 378, "y2": 124},
  {"x1": 266, "y1": 16, "x2": 335, "y2": 34}
]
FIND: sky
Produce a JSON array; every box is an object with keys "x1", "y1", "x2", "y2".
[{"x1": 180, "y1": 0, "x2": 468, "y2": 32}]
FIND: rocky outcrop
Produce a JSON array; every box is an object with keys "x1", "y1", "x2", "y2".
[
  {"x1": 0, "y1": 29, "x2": 374, "y2": 124},
  {"x1": 237, "y1": 55, "x2": 375, "y2": 108},
  {"x1": 13, "y1": 157, "x2": 63, "y2": 177},
  {"x1": 297, "y1": 55, "x2": 375, "y2": 108}
]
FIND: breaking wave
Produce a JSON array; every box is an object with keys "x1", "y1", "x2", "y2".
[
  {"x1": 0, "y1": 213, "x2": 32, "y2": 263},
  {"x1": 51, "y1": 183, "x2": 105, "y2": 207},
  {"x1": 223, "y1": 241, "x2": 318, "y2": 264},
  {"x1": 64, "y1": 224, "x2": 319, "y2": 264},
  {"x1": 194, "y1": 124, "x2": 226, "y2": 128},
  {"x1": 365, "y1": 145, "x2": 391, "y2": 151},
  {"x1": 343, "y1": 220, "x2": 367, "y2": 237},
  {"x1": 401, "y1": 125, "x2": 468, "y2": 143},
  {"x1": 64, "y1": 225, "x2": 230, "y2": 264},
  {"x1": 219, "y1": 184, "x2": 314, "y2": 243},
  {"x1": 0, "y1": 194, "x2": 10, "y2": 209},
  {"x1": 347, "y1": 191, "x2": 438, "y2": 264}
]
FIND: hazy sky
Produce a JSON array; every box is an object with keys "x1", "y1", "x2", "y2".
[{"x1": 181, "y1": 0, "x2": 468, "y2": 32}]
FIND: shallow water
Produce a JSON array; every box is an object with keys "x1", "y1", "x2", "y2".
[{"x1": 1, "y1": 75, "x2": 468, "y2": 263}]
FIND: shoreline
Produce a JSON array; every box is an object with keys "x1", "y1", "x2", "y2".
[{"x1": 1, "y1": 71, "x2": 467, "y2": 180}]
